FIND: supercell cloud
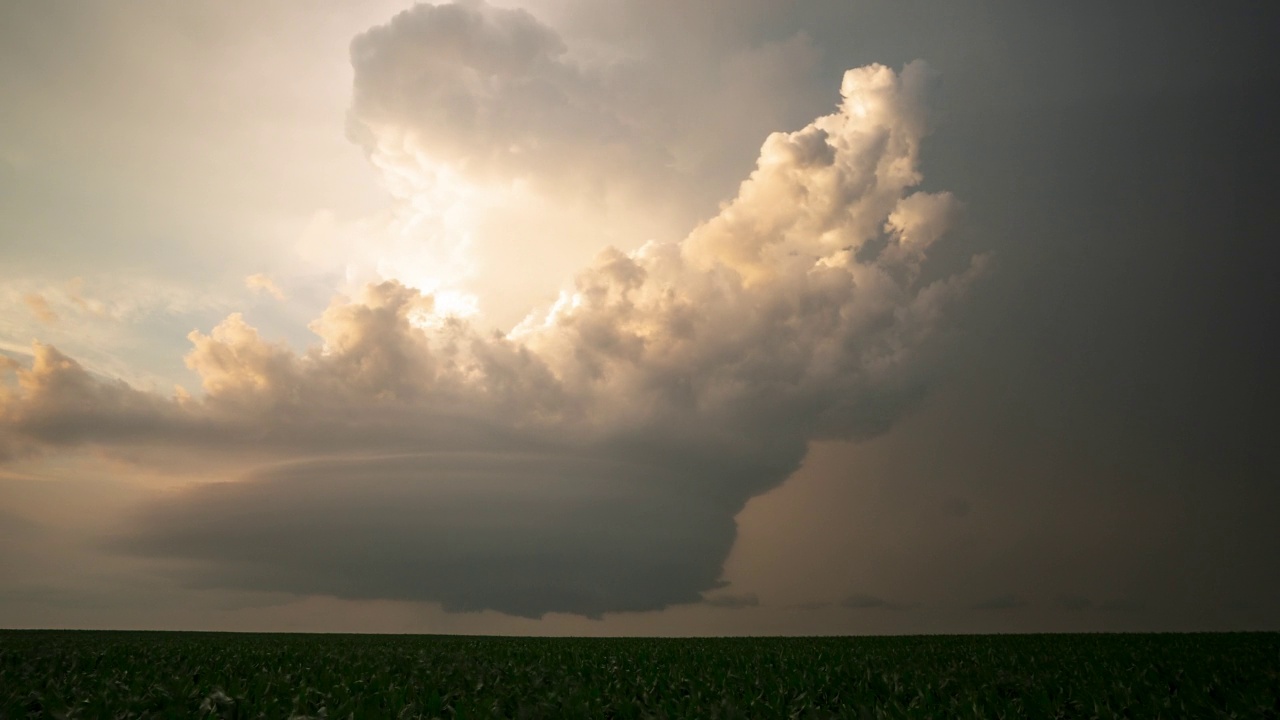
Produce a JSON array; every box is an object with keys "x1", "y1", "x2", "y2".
[{"x1": 0, "y1": 3, "x2": 980, "y2": 618}]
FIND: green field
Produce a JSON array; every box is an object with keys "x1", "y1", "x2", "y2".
[{"x1": 1, "y1": 631, "x2": 1276, "y2": 718}]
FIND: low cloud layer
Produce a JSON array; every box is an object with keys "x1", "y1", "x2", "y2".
[
  {"x1": 0, "y1": 58, "x2": 977, "y2": 617},
  {"x1": 115, "y1": 454, "x2": 736, "y2": 618}
]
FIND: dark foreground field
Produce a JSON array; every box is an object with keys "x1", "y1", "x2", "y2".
[{"x1": 1, "y1": 631, "x2": 1277, "y2": 719}]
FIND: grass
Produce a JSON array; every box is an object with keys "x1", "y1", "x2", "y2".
[{"x1": 1, "y1": 631, "x2": 1277, "y2": 718}]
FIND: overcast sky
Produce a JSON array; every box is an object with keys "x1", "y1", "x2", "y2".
[{"x1": 1, "y1": 1, "x2": 1276, "y2": 635}]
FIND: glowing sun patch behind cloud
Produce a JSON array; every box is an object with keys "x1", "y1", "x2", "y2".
[{"x1": 366, "y1": 150, "x2": 484, "y2": 325}]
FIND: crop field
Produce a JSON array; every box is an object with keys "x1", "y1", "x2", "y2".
[{"x1": 1, "y1": 631, "x2": 1277, "y2": 719}]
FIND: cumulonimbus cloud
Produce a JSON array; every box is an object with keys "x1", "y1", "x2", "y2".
[
  {"x1": 345, "y1": 0, "x2": 673, "y2": 203},
  {"x1": 0, "y1": 54, "x2": 982, "y2": 617}
]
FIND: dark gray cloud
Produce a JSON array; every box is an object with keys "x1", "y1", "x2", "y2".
[
  {"x1": 115, "y1": 453, "x2": 740, "y2": 619},
  {"x1": 732, "y1": 2, "x2": 1280, "y2": 631},
  {"x1": 908, "y1": 70, "x2": 1280, "y2": 629}
]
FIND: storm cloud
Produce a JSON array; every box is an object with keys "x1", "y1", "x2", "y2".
[
  {"x1": 3, "y1": 1, "x2": 1278, "y2": 635},
  {"x1": 0, "y1": 59, "x2": 978, "y2": 617},
  {"x1": 115, "y1": 453, "x2": 738, "y2": 619}
]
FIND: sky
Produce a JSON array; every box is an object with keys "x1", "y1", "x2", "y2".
[{"x1": 0, "y1": 0, "x2": 1277, "y2": 635}]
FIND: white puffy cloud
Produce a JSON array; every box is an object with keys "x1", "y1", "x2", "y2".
[{"x1": 0, "y1": 60, "x2": 981, "y2": 617}]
